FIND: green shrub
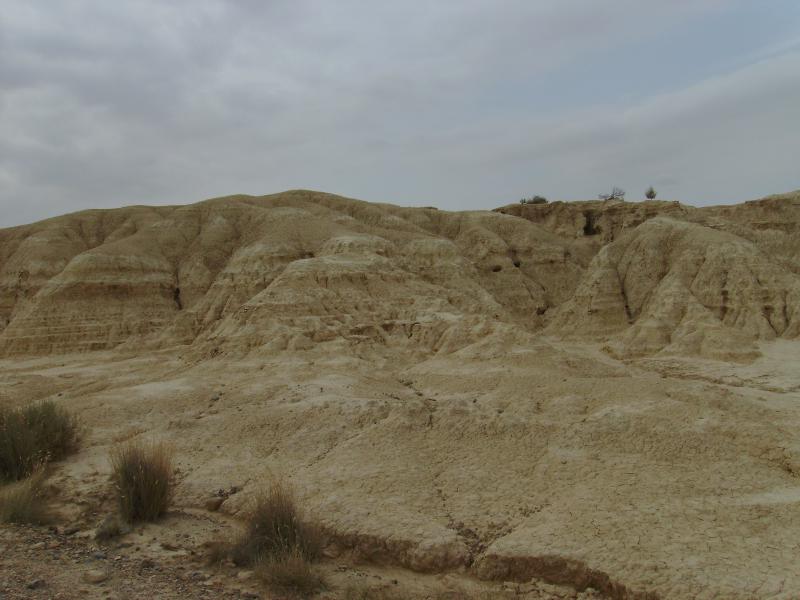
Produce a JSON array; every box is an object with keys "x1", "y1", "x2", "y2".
[
  {"x1": 256, "y1": 547, "x2": 326, "y2": 597},
  {"x1": 232, "y1": 482, "x2": 323, "y2": 567},
  {"x1": 0, "y1": 471, "x2": 49, "y2": 524},
  {"x1": 111, "y1": 440, "x2": 174, "y2": 523},
  {"x1": 0, "y1": 400, "x2": 79, "y2": 482}
]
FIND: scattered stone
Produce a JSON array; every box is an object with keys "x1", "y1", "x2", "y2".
[
  {"x1": 204, "y1": 497, "x2": 225, "y2": 512},
  {"x1": 82, "y1": 569, "x2": 109, "y2": 584},
  {"x1": 161, "y1": 541, "x2": 180, "y2": 551},
  {"x1": 62, "y1": 525, "x2": 81, "y2": 536},
  {"x1": 26, "y1": 579, "x2": 46, "y2": 590},
  {"x1": 236, "y1": 570, "x2": 254, "y2": 581}
]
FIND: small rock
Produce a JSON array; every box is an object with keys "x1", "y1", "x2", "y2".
[
  {"x1": 236, "y1": 570, "x2": 253, "y2": 581},
  {"x1": 82, "y1": 569, "x2": 109, "y2": 584},
  {"x1": 161, "y1": 541, "x2": 180, "y2": 551},
  {"x1": 31, "y1": 542, "x2": 45, "y2": 550},
  {"x1": 27, "y1": 579, "x2": 46, "y2": 590},
  {"x1": 63, "y1": 525, "x2": 81, "y2": 536},
  {"x1": 204, "y1": 497, "x2": 224, "y2": 512},
  {"x1": 140, "y1": 558, "x2": 156, "y2": 570}
]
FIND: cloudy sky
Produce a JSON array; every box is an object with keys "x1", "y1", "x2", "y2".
[{"x1": 1, "y1": 1, "x2": 799, "y2": 227}]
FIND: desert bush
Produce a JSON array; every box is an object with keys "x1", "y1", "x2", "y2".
[
  {"x1": 598, "y1": 187, "x2": 625, "y2": 201},
  {"x1": 645, "y1": 186, "x2": 657, "y2": 200},
  {"x1": 520, "y1": 195, "x2": 547, "y2": 205},
  {"x1": 111, "y1": 440, "x2": 174, "y2": 523},
  {"x1": 232, "y1": 481, "x2": 323, "y2": 567},
  {"x1": 0, "y1": 470, "x2": 49, "y2": 524},
  {"x1": 0, "y1": 400, "x2": 79, "y2": 482},
  {"x1": 256, "y1": 547, "x2": 326, "y2": 597}
]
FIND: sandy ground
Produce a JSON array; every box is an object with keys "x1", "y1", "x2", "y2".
[
  {"x1": 1, "y1": 337, "x2": 799, "y2": 599},
  {"x1": 2, "y1": 191, "x2": 800, "y2": 598}
]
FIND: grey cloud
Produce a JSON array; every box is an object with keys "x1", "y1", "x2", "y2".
[{"x1": 0, "y1": 0, "x2": 798, "y2": 227}]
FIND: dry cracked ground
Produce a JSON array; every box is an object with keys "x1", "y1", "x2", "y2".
[{"x1": 1, "y1": 190, "x2": 800, "y2": 599}]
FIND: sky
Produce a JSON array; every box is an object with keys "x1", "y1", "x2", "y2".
[{"x1": 1, "y1": 1, "x2": 799, "y2": 227}]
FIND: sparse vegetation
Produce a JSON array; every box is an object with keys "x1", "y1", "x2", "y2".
[
  {"x1": 256, "y1": 547, "x2": 326, "y2": 597},
  {"x1": 519, "y1": 195, "x2": 548, "y2": 204},
  {"x1": 232, "y1": 481, "x2": 323, "y2": 566},
  {"x1": 0, "y1": 470, "x2": 49, "y2": 524},
  {"x1": 598, "y1": 187, "x2": 625, "y2": 201},
  {"x1": 0, "y1": 400, "x2": 79, "y2": 483},
  {"x1": 110, "y1": 440, "x2": 174, "y2": 523},
  {"x1": 228, "y1": 481, "x2": 325, "y2": 597},
  {"x1": 646, "y1": 186, "x2": 657, "y2": 200}
]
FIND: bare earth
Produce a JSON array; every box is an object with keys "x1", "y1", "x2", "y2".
[{"x1": 1, "y1": 190, "x2": 799, "y2": 599}]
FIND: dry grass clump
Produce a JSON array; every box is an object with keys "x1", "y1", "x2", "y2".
[
  {"x1": 256, "y1": 547, "x2": 326, "y2": 597},
  {"x1": 0, "y1": 400, "x2": 79, "y2": 482},
  {"x1": 0, "y1": 470, "x2": 49, "y2": 524},
  {"x1": 110, "y1": 440, "x2": 174, "y2": 523},
  {"x1": 232, "y1": 481, "x2": 323, "y2": 566},
  {"x1": 230, "y1": 481, "x2": 325, "y2": 597}
]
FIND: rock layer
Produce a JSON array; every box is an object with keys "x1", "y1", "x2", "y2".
[{"x1": 2, "y1": 189, "x2": 799, "y2": 360}]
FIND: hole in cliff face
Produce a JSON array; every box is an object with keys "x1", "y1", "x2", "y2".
[
  {"x1": 492, "y1": 265, "x2": 503, "y2": 273},
  {"x1": 173, "y1": 287, "x2": 183, "y2": 311},
  {"x1": 583, "y1": 211, "x2": 601, "y2": 236}
]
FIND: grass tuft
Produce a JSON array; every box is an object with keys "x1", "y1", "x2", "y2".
[
  {"x1": 0, "y1": 470, "x2": 49, "y2": 524},
  {"x1": 256, "y1": 547, "x2": 326, "y2": 598},
  {"x1": 0, "y1": 400, "x2": 79, "y2": 483},
  {"x1": 110, "y1": 440, "x2": 174, "y2": 523},
  {"x1": 232, "y1": 481, "x2": 323, "y2": 567}
]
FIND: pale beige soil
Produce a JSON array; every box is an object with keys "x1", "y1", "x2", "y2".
[
  {"x1": 2, "y1": 190, "x2": 800, "y2": 598},
  {"x1": 1, "y1": 338, "x2": 799, "y2": 598}
]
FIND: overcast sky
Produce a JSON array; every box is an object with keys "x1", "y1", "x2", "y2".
[{"x1": 2, "y1": 1, "x2": 799, "y2": 227}]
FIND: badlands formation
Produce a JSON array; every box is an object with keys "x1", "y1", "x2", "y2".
[{"x1": 1, "y1": 189, "x2": 800, "y2": 598}]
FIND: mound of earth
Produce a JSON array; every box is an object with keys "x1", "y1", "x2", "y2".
[
  {"x1": 2, "y1": 190, "x2": 800, "y2": 599},
  {"x1": 0, "y1": 191, "x2": 585, "y2": 358}
]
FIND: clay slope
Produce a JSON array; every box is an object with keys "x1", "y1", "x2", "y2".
[
  {"x1": 501, "y1": 191, "x2": 800, "y2": 359},
  {"x1": 2, "y1": 189, "x2": 800, "y2": 360},
  {"x1": 3, "y1": 190, "x2": 800, "y2": 599},
  {"x1": 548, "y1": 217, "x2": 800, "y2": 360},
  {"x1": 0, "y1": 191, "x2": 583, "y2": 357}
]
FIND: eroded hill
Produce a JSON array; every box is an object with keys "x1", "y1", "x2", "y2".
[
  {"x1": 2, "y1": 190, "x2": 799, "y2": 361},
  {"x1": 2, "y1": 190, "x2": 800, "y2": 599}
]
